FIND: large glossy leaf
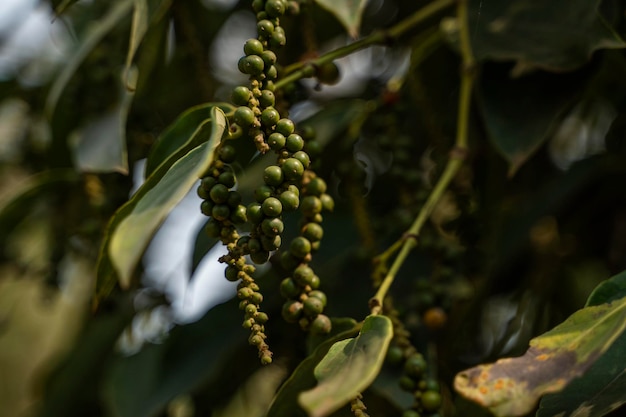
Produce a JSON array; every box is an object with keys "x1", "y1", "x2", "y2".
[
  {"x1": 536, "y1": 271, "x2": 626, "y2": 417},
  {"x1": 46, "y1": 0, "x2": 135, "y2": 117},
  {"x1": 477, "y1": 64, "x2": 581, "y2": 176},
  {"x1": 299, "y1": 315, "x2": 393, "y2": 417},
  {"x1": 313, "y1": 0, "x2": 367, "y2": 38},
  {"x1": 144, "y1": 102, "x2": 235, "y2": 178},
  {"x1": 108, "y1": 107, "x2": 226, "y2": 288},
  {"x1": 266, "y1": 324, "x2": 362, "y2": 417},
  {"x1": 468, "y1": 0, "x2": 625, "y2": 71},
  {"x1": 454, "y1": 295, "x2": 626, "y2": 417}
]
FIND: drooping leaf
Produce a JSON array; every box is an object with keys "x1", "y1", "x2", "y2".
[
  {"x1": 144, "y1": 102, "x2": 235, "y2": 178},
  {"x1": 69, "y1": 68, "x2": 135, "y2": 174},
  {"x1": 124, "y1": 0, "x2": 173, "y2": 90},
  {"x1": 299, "y1": 315, "x2": 393, "y2": 417},
  {"x1": 266, "y1": 324, "x2": 362, "y2": 417},
  {"x1": 46, "y1": 0, "x2": 135, "y2": 118},
  {"x1": 313, "y1": 0, "x2": 367, "y2": 38},
  {"x1": 536, "y1": 270, "x2": 626, "y2": 417},
  {"x1": 468, "y1": 0, "x2": 625, "y2": 72},
  {"x1": 454, "y1": 295, "x2": 626, "y2": 417},
  {"x1": 477, "y1": 64, "x2": 581, "y2": 175},
  {"x1": 108, "y1": 107, "x2": 226, "y2": 288}
]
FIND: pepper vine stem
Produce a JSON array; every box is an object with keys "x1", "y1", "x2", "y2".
[
  {"x1": 274, "y1": 0, "x2": 455, "y2": 90},
  {"x1": 370, "y1": 0, "x2": 475, "y2": 315}
]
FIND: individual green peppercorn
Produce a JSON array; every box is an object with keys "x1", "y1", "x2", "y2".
[
  {"x1": 292, "y1": 151, "x2": 310, "y2": 168},
  {"x1": 270, "y1": 26, "x2": 286, "y2": 47},
  {"x1": 320, "y1": 193, "x2": 334, "y2": 212},
  {"x1": 286, "y1": 133, "x2": 304, "y2": 152},
  {"x1": 304, "y1": 139, "x2": 322, "y2": 157},
  {"x1": 238, "y1": 287, "x2": 253, "y2": 299},
  {"x1": 256, "y1": 11, "x2": 268, "y2": 20},
  {"x1": 226, "y1": 191, "x2": 242, "y2": 208},
  {"x1": 205, "y1": 218, "x2": 221, "y2": 237},
  {"x1": 293, "y1": 264, "x2": 314, "y2": 286},
  {"x1": 234, "y1": 106, "x2": 256, "y2": 127},
  {"x1": 282, "y1": 300, "x2": 303, "y2": 323},
  {"x1": 239, "y1": 55, "x2": 265, "y2": 75},
  {"x1": 225, "y1": 265, "x2": 239, "y2": 282},
  {"x1": 282, "y1": 158, "x2": 304, "y2": 180},
  {"x1": 287, "y1": 184, "x2": 300, "y2": 196},
  {"x1": 307, "y1": 177, "x2": 327, "y2": 196},
  {"x1": 210, "y1": 184, "x2": 230, "y2": 204},
  {"x1": 247, "y1": 202, "x2": 264, "y2": 224},
  {"x1": 242, "y1": 318, "x2": 254, "y2": 329},
  {"x1": 301, "y1": 222, "x2": 324, "y2": 241},
  {"x1": 280, "y1": 277, "x2": 300, "y2": 298},
  {"x1": 404, "y1": 353, "x2": 427, "y2": 378},
  {"x1": 211, "y1": 204, "x2": 230, "y2": 221},
  {"x1": 261, "y1": 50, "x2": 277, "y2": 66},
  {"x1": 309, "y1": 274, "x2": 320, "y2": 289},
  {"x1": 230, "y1": 205, "x2": 247, "y2": 224},
  {"x1": 316, "y1": 61, "x2": 341, "y2": 85},
  {"x1": 259, "y1": 90, "x2": 275, "y2": 107},
  {"x1": 251, "y1": 0, "x2": 264, "y2": 12},
  {"x1": 401, "y1": 410, "x2": 420, "y2": 417},
  {"x1": 255, "y1": 185, "x2": 274, "y2": 203},
  {"x1": 249, "y1": 334, "x2": 264, "y2": 346},
  {"x1": 232, "y1": 86, "x2": 252, "y2": 105},
  {"x1": 261, "y1": 107, "x2": 280, "y2": 127},
  {"x1": 281, "y1": 251, "x2": 300, "y2": 270},
  {"x1": 262, "y1": 197, "x2": 283, "y2": 217},
  {"x1": 263, "y1": 165, "x2": 284, "y2": 186},
  {"x1": 257, "y1": 19, "x2": 274, "y2": 37},
  {"x1": 300, "y1": 125, "x2": 316, "y2": 140},
  {"x1": 200, "y1": 200, "x2": 214, "y2": 216},
  {"x1": 248, "y1": 238, "x2": 262, "y2": 253},
  {"x1": 261, "y1": 217, "x2": 284, "y2": 236},
  {"x1": 250, "y1": 291, "x2": 264, "y2": 304},
  {"x1": 275, "y1": 118, "x2": 295, "y2": 136},
  {"x1": 290, "y1": 237, "x2": 312, "y2": 258},
  {"x1": 256, "y1": 312, "x2": 269, "y2": 323},
  {"x1": 218, "y1": 171, "x2": 236, "y2": 187},
  {"x1": 243, "y1": 38, "x2": 264, "y2": 56},
  {"x1": 308, "y1": 290, "x2": 327, "y2": 306},
  {"x1": 197, "y1": 184, "x2": 209, "y2": 200},
  {"x1": 279, "y1": 190, "x2": 299, "y2": 211},
  {"x1": 421, "y1": 391, "x2": 442, "y2": 412},
  {"x1": 265, "y1": 65, "x2": 278, "y2": 80},
  {"x1": 303, "y1": 296, "x2": 324, "y2": 317},
  {"x1": 386, "y1": 345, "x2": 404, "y2": 365},
  {"x1": 201, "y1": 176, "x2": 217, "y2": 191},
  {"x1": 265, "y1": 0, "x2": 285, "y2": 17},
  {"x1": 310, "y1": 314, "x2": 332, "y2": 334},
  {"x1": 250, "y1": 250, "x2": 270, "y2": 264},
  {"x1": 261, "y1": 234, "x2": 281, "y2": 251},
  {"x1": 287, "y1": 0, "x2": 300, "y2": 14},
  {"x1": 268, "y1": 132, "x2": 286, "y2": 150},
  {"x1": 300, "y1": 195, "x2": 322, "y2": 217}
]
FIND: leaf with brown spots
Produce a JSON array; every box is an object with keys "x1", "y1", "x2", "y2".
[{"x1": 454, "y1": 295, "x2": 626, "y2": 417}]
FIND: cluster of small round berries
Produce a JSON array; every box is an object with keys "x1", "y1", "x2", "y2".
[
  {"x1": 198, "y1": 142, "x2": 273, "y2": 364},
  {"x1": 278, "y1": 169, "x2": 334, "y2": 333}
]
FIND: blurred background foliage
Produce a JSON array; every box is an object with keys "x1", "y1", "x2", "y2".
[{"x1": 1, "y1": 0, "x2": 626, "y2": 416}]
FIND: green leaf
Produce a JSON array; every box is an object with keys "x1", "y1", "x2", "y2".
[
  {"x1": 454, "y1": 295, "x2": 626, "y2": 417},
  {"x1": 70, "y1": 69, "x2": 135, "y2": 174},
  {"x1": 586, "y1": 270, "x2": 626, "y2": 307},
  {"x1": 144, "y1": 102, "x2": 235, "y2": 178},
  {"x1": 468, "y1": 0, "x2": 625, "y2": 72},
  {"x1": 477, "y1": 64, "x2": 580, "y2": 176},
  {"x1": 266, "y1": 324, "x2": 362, "y2": 417},
  {"x1": 535, "y1": 270, "x2": 626, "y2": 417},
  {"x1": 124, "y1": 0, "x2": 173, "y2": 90},
  {"x1": 108, "y1": 107, "x2": 226, "y2": 288},
  {"x1": 299, "y1": 315, "x2": 393, "y2": 417},
  {"x1": 46, "y1": 0, "x2": 135, "y2": 118},
  {"x1": 313, "y1": 0, "x2": 368, "y2": 38}
]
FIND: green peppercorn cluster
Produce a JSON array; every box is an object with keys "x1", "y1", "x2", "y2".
[{"x1": 278, "y1": 168, "x2": 334, "y2": 334}]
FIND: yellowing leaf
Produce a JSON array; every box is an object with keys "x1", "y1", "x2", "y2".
[
  {"x1": 454, "y1": 295, "x2": 626, "y2": 417},
  {"x1": 314, "y1": 0, "x2": 368, "y2": 38},
  {"x1": 299, "y1": 315, "x2": 392, "y2": 417}
]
